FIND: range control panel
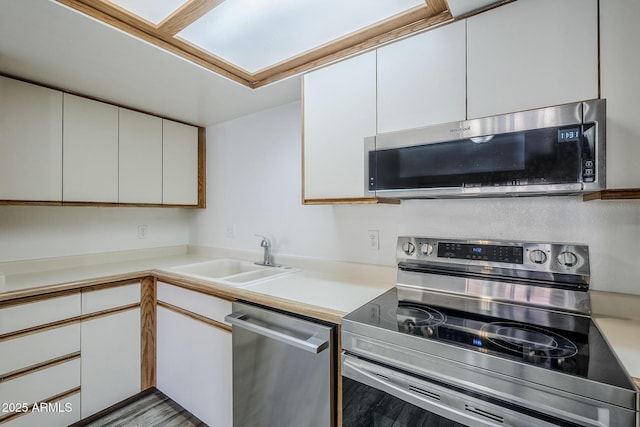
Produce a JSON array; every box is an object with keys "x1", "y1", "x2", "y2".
[
  {"x1": 438, "y1": 242, "x2": 523, "y2": 264},
  {"x1": 397, "y1": 237, "x2": 590, "y2": 277}
]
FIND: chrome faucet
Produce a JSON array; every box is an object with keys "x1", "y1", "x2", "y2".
[{"x1": 255, "y1": 234, "x2": 276, "y2": 267}]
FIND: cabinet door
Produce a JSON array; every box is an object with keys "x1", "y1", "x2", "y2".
[
  {"x1": 157, "y1": 306, "x2": 232, "y2": 427},
  {"x1": 3, "y1": 392, "x2": 80, "y2": 427},
  {"x1": 63, "y1": 93, "x2": 119, "y2": 202},
  {"x1": 377, "y1": 21, "x2": 466, "y2": 133},
  {"x1": 119, "y1": 108, "x2": 163, "y2": 204},
  {"x1": 467, "y1": 0, "x2": 598, "y2": 118},
  {"x1": 0, "y1": 358, "x2": 80, "y2": 415},
  {"x1": 80, "y1": 308, "x2": 141, "y2": 418},
  {"x1": 0, "y1": 293, "x2": 81, "y2": 335},
  {"x1": 600, "y1": 0, "x2": 640, "y2": 188},
  {"x1": 0, "y1": 76, "x2": 62, "y2": 201},
  {"x1": 303, "y1": 51, "x2": 377, "y2": 200},
  {"x1": 162, "y1": 119, "x2": 199, "y2": 205}
]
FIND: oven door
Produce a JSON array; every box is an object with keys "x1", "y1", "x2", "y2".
[{"x1": 342, "y1": 354, "x2": 572, "y2": 427}]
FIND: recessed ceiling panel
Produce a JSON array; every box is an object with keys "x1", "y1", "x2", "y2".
[
  {"x1": 177, "y1": 0, "x2": 425, "y2": 73},
  {"x1": 108, "y1": 0, "x2": 189, "y2": 25}
]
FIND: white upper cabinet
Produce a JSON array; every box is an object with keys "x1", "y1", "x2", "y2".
[
  {"x1": 63, "y1": 93, "x2": 119, "y2": 202},
  {"x1": 0, "y1": 76, "x2": 63, "y2": 201},
  {"x1": 119, "y1": 108, "x2": 163, "y2": 204},
  {"x1": 162, "y1": 119, "x2": 199, "y2": 205},
  {"x1": 303, "y1": 51, "x2": 377, "y2": 200},
  {"x1": 467, "y1": 0, "x2": 599, "y2": 118},
  {"x1": 377, "y1": 20, "x2": 466, "y2": 133},
  {"x1": 600, "y1": 0, "x2": 640, "y2": 188}
]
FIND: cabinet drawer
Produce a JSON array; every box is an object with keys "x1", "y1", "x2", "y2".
[
  {"x1": 1, "y1": 392, "x2": 80, "y2": 427},
  {"x1": 0, "y1": 294, "x2": 80, "y2": 335},
  {"x1": 0, "y1": 324, "x2": 80, "y2": 375},
  {"x1": 157, "y1": 282, "x2": 232, "y2": 325},
  {"x1": 81, "y1": 283, "x2": 140, "y2": 314},
  {"x1": 0, "y1": 358, "x2": 80, "y2": 407}
]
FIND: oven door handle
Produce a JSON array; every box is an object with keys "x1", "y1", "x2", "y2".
[
  {"x1": 342, "y1": 355, "x2": 502, "y2": 427},
  {"x1": 342, "y1": 354, "x2": 602, "y2": 427}
]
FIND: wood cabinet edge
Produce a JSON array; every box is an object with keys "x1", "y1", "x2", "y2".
[{"x1": 583, "y1": 188, "x2": 640, "y2": 201}]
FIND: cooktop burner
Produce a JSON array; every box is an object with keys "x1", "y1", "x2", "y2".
[
  {"x1": 390, "y1": 300, "x2": 587, "y2": 373},
  {"x1": 483, "y1": 322, "x2": 579, "y2": 360},
  {"x1": 395, "y1": 305, "x2": 446, "y2": 334}
]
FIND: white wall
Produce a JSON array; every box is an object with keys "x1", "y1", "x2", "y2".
[
  {"x1": 190, "y1": 101, "x2": 640, "y2": 295},
  {"x1": 0, "y1": 206, "x2": 190, "y2": 262}
]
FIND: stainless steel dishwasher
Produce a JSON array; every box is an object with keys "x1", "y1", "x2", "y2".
[{"x1": 225, "y1": 301, "x2": 336, "y2": 427}]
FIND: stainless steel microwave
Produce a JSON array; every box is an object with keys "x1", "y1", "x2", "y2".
[{"x1": 365, "y1": 99, "x2": 606, "y2": 198}]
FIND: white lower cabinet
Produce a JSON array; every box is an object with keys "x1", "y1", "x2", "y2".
[
  {"x1": 157, "y1": 290, "x2": 232, "y2": 427},
  {"x1": 80, "y1": 284, "x2": 141, "y2": 419},
  {"x1": 0, "y1": 361, "x2": 81, "y2": 427},
  {"x1": 80, "y1": 308, "x2": 141, "y2": 418},
  {"x1": 2, "y1": 392, "x2": 81, "y2": 427},
  {"x1": 0, "y1": 294, "x2": 82, "y2": 426}
]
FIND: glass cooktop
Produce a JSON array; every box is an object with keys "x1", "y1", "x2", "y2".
[{"x1": 343, "y1": 288, "x2": 635, "y2": 390}]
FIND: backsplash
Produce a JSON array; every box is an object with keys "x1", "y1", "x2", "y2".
[{"x1": 0, "y1": 205, "x2": 190, "y2": 262}]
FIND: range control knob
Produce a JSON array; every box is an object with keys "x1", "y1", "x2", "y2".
[
  {"x1": 529, "y1": 249, "x2": 548, "y2": 264},
  {"x1": 420, "y1": 243, "x2": 434, "y2": 256},
  {"x1": 402, "y1": 241, "x2": 416, "y2": 255},
  {"x1": 558, "y1": 251, "x2": 579, "y2": 267}
]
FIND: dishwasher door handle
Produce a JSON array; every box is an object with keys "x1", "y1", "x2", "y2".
[{"x1": 225, "y1": 311, "x2": 329, "y2": 354}]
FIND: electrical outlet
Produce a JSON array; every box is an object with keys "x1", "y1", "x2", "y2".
[
  {"x1": 137, "y1": 225, "x2": 148, "y2": 239},
  {"x1": 225, "y1": 224, "x2": 236, "y2": 238},
  {"x1": 368, "y1": 230, "x2": 380, "y2": 251}
]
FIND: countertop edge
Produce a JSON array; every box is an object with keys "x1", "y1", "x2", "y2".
[
  {"x1": 0, "y1": 271, "x2": 154, "y2": 303},
  {"x1": 0, "y1": 268, "x2": 350, "y2": 325}
]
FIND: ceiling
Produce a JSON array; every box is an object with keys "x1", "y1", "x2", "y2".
[
  {"x1": 0, "y1": 0, "x2": 506, "y2": 128},
  {"x1": 0, "y1": 0, "x2": 301, "y2": 127}
]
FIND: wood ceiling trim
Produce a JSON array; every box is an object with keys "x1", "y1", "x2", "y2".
[
  {"x1": 157, "y1": 0, "x2": 226, "y2": 36},
  {"x1": 424, "y1": 0, "x2": 450, "y2": 16},
  {"x1": 57, "y1": 0, "x2": 254, "y2": 85},
  {"x1": 56, "y1": 0, "x2": 453, "y2": 89}
]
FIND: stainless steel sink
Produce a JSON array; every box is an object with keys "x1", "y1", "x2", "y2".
[{"x1": 169, "y1": 258, "x2": 296, "y2": 287}]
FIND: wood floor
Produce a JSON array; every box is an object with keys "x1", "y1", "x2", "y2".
[{"x1": 71, "y1": 388, "x2": 207, "y2": 427}]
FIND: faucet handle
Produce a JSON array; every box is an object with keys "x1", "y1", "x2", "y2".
[{"x1": 255, "y1": 234, "x2": 271, "y2": 247}]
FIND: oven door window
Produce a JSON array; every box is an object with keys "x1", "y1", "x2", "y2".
[
  {"x1": 343, "y1": 377, "x2": 467, "y2": 427},
  {"x1": 371, "y1": 127, "x2": 583, "y2": 191}
]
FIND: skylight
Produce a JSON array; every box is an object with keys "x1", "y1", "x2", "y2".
[
  {"x1": 108, "y1": 0, "x2": 189, "y2": 25},
  {"x1": 56, "y1": 0, "x2": 452, "y2": 87},
  {"x1": 177, "y1": 0, "x2": 425, "y2": 73}
]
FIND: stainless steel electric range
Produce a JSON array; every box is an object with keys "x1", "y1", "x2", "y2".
[{"x1": 342, "y1": 237, "x2": 639, "y2": 427}]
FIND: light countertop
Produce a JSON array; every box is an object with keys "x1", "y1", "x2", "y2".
[
  {"x1": 594, "y1": 316, "x2": 640, "y2": 380},
  {"x1": 0, "y1": 246, "x2": 394, "y2": 323}
]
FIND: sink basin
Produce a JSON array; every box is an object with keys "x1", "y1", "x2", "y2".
[{"x1": 169, "y1": 258, "x2": 296, "y2": 287}]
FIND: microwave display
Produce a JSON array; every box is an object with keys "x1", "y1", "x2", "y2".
[{"x1": 558, "y1": 127, "x2": 581, "y2": 143}]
